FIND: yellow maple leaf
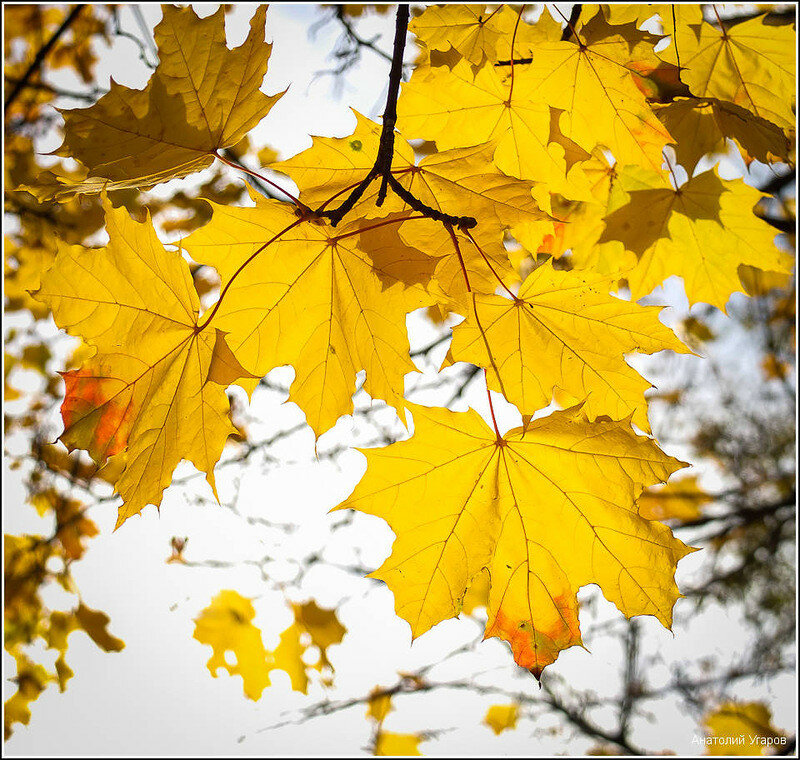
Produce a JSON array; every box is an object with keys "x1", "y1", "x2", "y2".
[
  {"x1": 703, "y1": 701, "x2": 787, "y2": 756},
  {"x1": 193, "y1": 590, "x2": 272, "y2": 700},
  {"x1": 193, "y1": 592, "x2": 345, "y2": 699},
  {"x1": 660, "y1": 13, "x2": 796, "y2": 134},
  {"x1": 374, "y1": 731, "x2": 423, "y2": 756},
  {"x1": 337, "y1": 403, "x2": 692, "y2": 677},
  {"x1": 4, "y1": 650, "x2": 51, "y2": 740},
  {"x1": 518, "y1": 13, "x2": 673, "y2": 172},
  {"x1": 449, "y1": 261, "x2": 689, "y2": 431},
  {"x1": 274, "y1": 115, "x2": 548, "y2": 238},
  {"x1": 638, "y1": 474, "x2": 711, "y2": 523},
  {"x1": 271, "y1": 111, "x2": 414, "y2": 216},
  {"x1": 409, "y1": 4, "x2": 520, "y2": 66},
  {"x1": 48, "y1": 6, "x2": 283, "y2": 196},
  {"x1": 367, "y1": 688, "x2": 394, "y2": 723},
  {"x1": 34, "y1": 200, "x2": 246, "y2": 527},
  {"x1": 293, "y1": 600, "x2": 347, "y2": 670},
  {"x1": 656, "y1": 97, "x2": 791, "y2": 171},
  {"x1": 396, "y1": 58, "x2": 594, "y2": 210},
  {"x1": 599, "y1": 167, "x2": 794, "y2": 310},
  {"x1": 484, "y1": 703, "x2": 519, "y2": 735},
  {"x1": 183, "y1": 193, "x2": 431, "y2": 437}
]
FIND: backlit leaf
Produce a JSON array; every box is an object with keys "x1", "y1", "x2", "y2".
[
  {"x1": 48, "y1": 6, "x2": 283, "y2": 196},
  {"x1": 338, "y1": 403, "x2": 692, "y2": 677}
]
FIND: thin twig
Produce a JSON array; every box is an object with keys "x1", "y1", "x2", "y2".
[{"x1": 5, "y1": 5, "x2": 86, "y2": 112}]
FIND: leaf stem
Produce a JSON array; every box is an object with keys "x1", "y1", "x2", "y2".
[
  {"x1": 445, "y1": 224, "x2": 472, "y2": 292},
  {"x1": 215, "y1": 151, "x2": 308, "y2": 210},
  {"x1": 463, "y1": 230, "x2": 518, "y2": 301},
  {"x1": 507, "y1": 5, "x2": 526, "y2": 104},
  {"x1": 484, "y1": 370, "x2": 502, "y2": 441}
]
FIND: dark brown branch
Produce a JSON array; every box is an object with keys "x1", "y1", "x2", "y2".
[
  {"x1": 5, "y1": 5, "x2": 85, "y2": 112},
  {"x1": 3, "y1": 75, "x2": 101, "y2": 103},
  {"x1": 317, "y1": 5, "x2": 477, "y2": 230},
  {"x1": 375, "y1": 4, "x2": 409, "y2": 205},
  {"x1": 560, "y1": 4, "x2": 583, "y2": 42}
]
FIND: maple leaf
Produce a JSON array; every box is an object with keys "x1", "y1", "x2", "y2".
[
  {"x1": 484, "y1": 703, "x2": 519, "y2": 735},
  {"x1": 193, "y1": 592, "x2": 346, "y2": 699},
  {"x1": 703, "y1": 702, "x2": 787, "y2": 756},
  {"x1": 4, "y1": 650, "x2": 50, "y2": 740},
  {"x1": 34, "y1": 200, "x2": 247, "y2": 527},
  {"x1": 598, "y1": 168, "x2": 794, "y2": 309},
  {"x1": 396, "y1": 58, "x2": 595, "y2": 210},
  {"x1": 517, "y1": 13, "x2": 673, "y2": 172},
  {"x1": 656, "y1": 97, "x2": 791, "y2": 171},
  {"x1": 409, "y1": 4, "x2": 520, "y2": 66},
  {"x1": 183, "y1": 192, "x2": 431, "y2": 437},
  {"x1": 660, "y1": 14, "x2": 796, "y2": 134},
  {"x1": 274, "y1": 115, "x2": 548, "y2": 234},
  {"x1": 47, "y1": 6, "x2": 283, "y2": 196},
  {"x1": 638, "y1": 475, "x2": 712, "y2": 523},
  {"x1": 367, "y1": 689, "x2": 393, "y2": 723},
  {"x1": 193, "y1": 590, "x2": 273, "y2": 700},
  {"x1": 337, "y1": 403, "x2": 693, "y2": 677},
  {"x1": 449, "y1": 260, "x2": 689, "y2": 431},
  {"x1": 271, "y1": 111, "x2": 415, "y2": 216},
  {"x1": 374, "y1": 732, "x2": 423, "y2": 756}
]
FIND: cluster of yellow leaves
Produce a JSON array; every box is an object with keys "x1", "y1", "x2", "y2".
[
  {"x1": 366, "y1": 688, "x2": 424, "y2": 756},
  {"x1": 193, "y1": 591, "x2": 345, "y2": 700},
  {"x1": 30, "y1": 3, "x2": 795, "y2": 683},
  {"x1": 702, "y1": 701, "x2": 787, "y2": 756},
  {"x1": 4, "y1": 496, "x2": 123, "y2": 739},
  {"x1": 4, "y1": 5, "x2": 111, "y2": 122}
]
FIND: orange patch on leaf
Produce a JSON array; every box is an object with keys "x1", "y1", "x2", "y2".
[
  {"x1": 485, "y1": 596, "x2": 581, "y2": 680},
  {"x1": 61, "y1": 367, "x2": 135, "y2": 461}
]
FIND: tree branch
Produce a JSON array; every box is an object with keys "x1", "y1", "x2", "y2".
[
  {"x1": 560, "y1": 4, "x2": 583, "y2": 42},
  {"x1": 5, "y1": 5, "x2": 85, "y2": 112},
  {"x1": 317, "y1": 5, "x2": 477, "y2": 230}
]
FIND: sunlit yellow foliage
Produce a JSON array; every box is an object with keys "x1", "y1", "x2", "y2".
[
  {"x1": 47, "y1": 6, "x2": 283, "y2": 196},
  {"x1": 9, "y1": 2, "x2": 795, "y2": 718},
  {"x1": 484, "y1": 703, "x2": 519, "y2": 734},
  {"x1": 660, "y1": 13, "x2": 796, "y2": 134},
  {"x1": 340, "y1": 403, "x2": 693, "y2": 677},
  {"x1": 34, "y1": 201, "x2": 247, "y2": 527},
  {"x1": 193, "y1": 591, "x2": 346, "y2": 700},
  {"x1": 599, "y1": 168, "x2": 793, "y2": 310},
  {"x1": 183, "y1": 192, "x2": 431, "y2": 437},
  {"x1": 450, "y1": 260, "x2": 689, "y2": 431},
  {"x1": 703, "y1": 701, "x2": 787, "y2": 756}
]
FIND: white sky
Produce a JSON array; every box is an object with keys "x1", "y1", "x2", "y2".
[{"x1": 3, "y1": 4, "x2": 796, "y2": 756}]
